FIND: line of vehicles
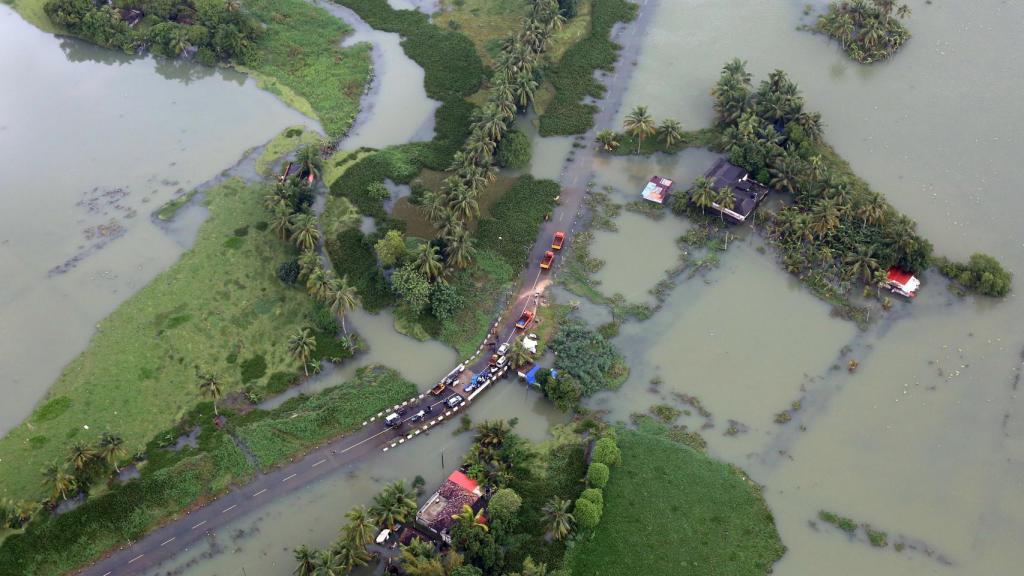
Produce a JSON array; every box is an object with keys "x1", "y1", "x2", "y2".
[{"x1": 383, "y1": 230, "x2": 567, "y2": 431}]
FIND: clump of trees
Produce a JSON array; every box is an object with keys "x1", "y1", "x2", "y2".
[
  {"x1": 44, "y1": 0, "x2": 260, "y2": 64},
  {"x1": 937, "y1": 253, "x2": 1012, "y2": 297},
  {"x1": 548, "y1": 318, "x2": 628, "y2": 399},
  {"x1": 815, "y1": 0, "x2": 912, "y2": 63},
  {"x1": 709, "y1": 58, "x2": 944, "y2": 295},
  {"x1": 32, "y1": 430, "x2": 131, "y2": 519}
]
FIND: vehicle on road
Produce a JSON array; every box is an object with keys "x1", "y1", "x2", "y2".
[
  {"x1": 446, "y1": 395, "x2": 464, "y2": 409},
  {"x1": 430, "y1": 381, "x2": 447, "y2": 395},
  {"x1": 489, "y1": 353, "x2": 500, "y2": 367},
  {"x1": 384, "y1": 413, "x2": 401, "y2": 427},
  {"x1": 515, "y1": 309, "x2": 535, "y2": 330},
  {"x1": 540, "y1": 250, "x2": 555, "y2": 269},
  {"x1": 497, "y1": 342, "x2": 510, "y2": 356},
  {"x1": 455, "y1": 362, "x2": 467, "y2": 373},
  {"x1": 552, "y1": 231, "x2": 565, "y2": 250},
  {"x1": 410, "y1": 409, "x2": 426, "y2": 423}
]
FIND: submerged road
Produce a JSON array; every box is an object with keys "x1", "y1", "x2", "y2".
[{"x1": 77, "y1": 2, "x2": 658, "y2": 574}]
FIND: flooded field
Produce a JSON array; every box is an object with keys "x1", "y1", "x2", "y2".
[
  {"x1": 586, "y1": 0, "x2": 1024, "y2": 573},
  {"x1": 0, "y1": 6, "x2": 311, "y2": 434}
]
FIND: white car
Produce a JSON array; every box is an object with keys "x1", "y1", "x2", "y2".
[
  {"x1": 384, "y1": 413, "x2": 401, "y2": 427},
  {"x1": 497, "y1": 343, "x2": 510, "y2": 356}
]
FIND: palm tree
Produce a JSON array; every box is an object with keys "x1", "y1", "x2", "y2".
[
  {"x1": 170, "y1": 28, "x2": 191, "y2": 56},
  {"x1": 518, "y1": 557, "x2": 549, "y2": 576},
  {"x1": 295, "y1": 144, "x2": 323, "y2": 182},
  {"x1": 341, "y1": 505, "x2": 376, "y2": 546},
  {"x1": 512, "y1": 71, "x2": 538, "y2": 108},
  {"x1": 198, "y1": 373, "x2": 223, "y2": 416},
  {"x1": 288, "y1": 328, "x2": 317, "y2": 376},
  {"x1": 447, "y1": 185, "x2": 480, "y2": 223},
  {"x1": 623, "y1": 105, "x2": 656, "y2": 154},
  {"x1": 371, "y1": 480, "x2": 417, "y2": 528},
  {"x1": 419, "y1": 190, "x2": 449, "y2": 226},
  {"x1": 331, "y1": 541, "x2": 370, "y2": 573},
  {"x1": 325, "y1": 276, "x2": 359, "y2": 333},
  {"x1": 856, "y1": 193, "x2": 887, "y2": 230},
  {"x1": 413, "y1": 244, "x2": 444, "y2": 282},
  {"x1": 68, "y1": 442, "x2": 95, "y2": 472},
  {"x1": 715, "y1": 187, "x2": 736, "y2": 224},
  {"x1": 595, "y1": 129, "x2": 620, "y2": 152},
  {"x1": 688, "y1": 176, "x2": 716, "y2": 210},
  {"x1": 306, "y1": 266, "x2": 330, "y2": 301},
  {"x1": 290, "y1": 213, "x2": 321, "y2": 252},
  {"x1": 436, "y1": 210, "x2": 462, "y2": 241},
  {"x1": 42, "y1": 462, "x2": 76, "y2": 502},
  {"x1": 541, "y1": 497, "x2": 574, "y2": 540},
  {"x1": 465, "y1": 132, "x2": 496, "y2": 165},
  {"x1": 843, "y1": 245, "x2": 880, "y2": 284},
  {"x1": 97, "y1": 432, "x2": 127, "y2": 474},
  {"x1": 507, "y1": 340, "x2": 532, "y2": 369},
  {"x1": 298, "y1": 249, "x2": 321, "y2": 282},
  {"x1": 475, "y1": 419, "x2": 511, "y2": 448},
  {"x1": 451, "y1": 504, "x2": 488, "y2": 532},
  {"x1": 293, "y1": 545, "x2": 317, "y2": 576},
  {"x1": 271, "y1": 202, "x2": 293, "y2": 240},
  {"x1": 444, "y1": 228, "x2": 476, "y2": 270},
  {"x1": 810, "y1": 197, "x2": 841, "y2": 238},
  {"x1": 657, "y1": 119, "x2": 683, "y2": 150},
  {"x1": 312, "y1": 549, "x2": 340, "y2": 576}
]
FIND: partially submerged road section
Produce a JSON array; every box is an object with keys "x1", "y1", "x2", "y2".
[{"x1": 77, "y1": 1, "x2": 658, "y2": 573}]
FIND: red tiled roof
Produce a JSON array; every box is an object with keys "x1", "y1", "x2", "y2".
[
  {"x1": 887, "y1": 267, "x2": 913, "y2": 285},
  {"x1": 447, "y1": 470, "x2": 479, "y2": 494}
]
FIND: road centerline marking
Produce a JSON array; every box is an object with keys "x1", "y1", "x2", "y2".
[
  {"x1": 160, "y1": 537, "x2": 176, "y2": 547},
  {"x1": 312, "y1": 458, "x2": 326, "y2": 467},
  {"x1": 253, "y1": 488, "x2": 268, "y2": 497},
  {"x1": 282, "y1": 473, "x2": 297, "y2": 482},
  {"x1": 191, "y1": 520, "x2": 207, "y2": 530},
  {"x1": 128, "y1": 554, "x2": 144, "y2": 564},
  {"x1": 222, "y1": 504, "x2": 237, "y2": 513}
]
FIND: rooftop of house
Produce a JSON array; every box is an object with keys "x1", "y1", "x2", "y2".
[
  {"x1": 704, "y1": 158, "x2": 771, "y2": 222},
  {"x1": 416, "y1": 470, "x2": 483, "y2": 535}
]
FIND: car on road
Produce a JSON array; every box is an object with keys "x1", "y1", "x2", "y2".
[
  {"x1": 540, "y1": 250, "x2": 555, "y2": 269},
  {"x1": 410, "y1": 409, "x2": 426, "y2": 423},
  {"x1": 446, "y1": 395, "x2": 464, "y2": 409},
  {"x1": 497, "y1": 342, "x2": 510, "y2": 356},
  {"x1": 430, "y1": 381, "x2": 447, "y2": 395},
  {"x1": 552, "y1": 231, "x2": 566, "y2": 250},
  {"x1": 464, "y1": 379, "x2": 480, "y2": 393},
  {"x1": 455, "y1": 362, "x2": 467, "y2": 373},
  {"x1": 384, "y1": 413, "x2": 401, "y2": 427},
  {"x1": 515, "y1": 309, "x2": 535, "y2": 330}
]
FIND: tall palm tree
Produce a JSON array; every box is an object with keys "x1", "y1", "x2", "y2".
[
  {"x1": 413, "y1": 244, "x2": 444, "y2": 282},
  {"x1": 198, "y1": 373, "x2": 223, "y2": 416},
  {"x1": 843, "y1": 245, "x2": 880, "y2": 284},
  {"x1": 436, "y1": 210, "x2": 462, "y2": 241},
  {"x1": 341, "y1": 505, "x2": 376, "y2": 547},
  {"x1": 657, "y1": 119, "x2": 683, "y2": 150},
  {"x1": 371, "y1": 480, "x2": 417, "y2": 528},
  {"x1": 293, "y1": 545, "x2": 317, "y2": 576},
  {"x1": 541, "y1": 497, "x2": 573, "y2": 541},
  {"x1": 688, "y1": 176, "x2": 716, "y2": 210},
  {"x1": 475, "y1": 420, "x2": 511, "y2": 448},
  {"x1": 331, "y1": 541, "x2": 370, "y2": 573},
  {"x1": 447, "y1": 185, "x2": 480, "y2": 223},
  {"x1": 445, "y1": 227, "x2": 477, "y2": 270},
  {"x1": 810, "y1": 197, "x2": 841, "y2": 238},
  {"x1": 68, "y1": 442, "x2": 95, "y2": 472},
  {"x1": 298, "y1": 249, "x2": 321, "y2": 282},
  {"x1": 97, "y1": 432, "x2": 127, "y2": 474},
  {"x1": 42, "y1": 462, "x2": 77, "y2": 502},
  {"x1": 507, "y1": 340, "x2": 532, "y2": 369},
  {"x1": 623, "y1": 105, "x2": 656, "y2": 154},
  {"x1": 465, "y1": 132, "x2": 497, "y2": 165},
  {"x1": 312, "y1": 549, "x2": 340, "y2": 576},
  {"x1": 451, "y1": 504, "x2": 488, "y2": 532},
  {"x1": 306, "y1": 266, "x2": 330, "y2": 301},
  {"x1": 512, "y1": 71, "x2": 538, "y2": 108},
  {"x1": 271, "y1": 202, "x2": 293, "y2": 240},
  {"x1": 419, "y1": 190, "x2": 449, "y2": 226},
  {"x1": 595, "y1": 129, "x2": 620, "y2": 152},
  {"x1": 856, "y1": 193, "x2": 887, "y2": 230},
  {"x1": 325, "y1": 276, "x2": 359, "y2": 334},
  {"x1": 288, "y1": 328, "x2": 317, "y2": 376},
  {"x1": 714, "y1": 186, "x2": 736, "y2": 224},
  {"x1": 295, "y1": 144, "x2": 323, "y2": 182},
  {"x1": 290, "y1": 213, "x2": 321, "y2": 253}
]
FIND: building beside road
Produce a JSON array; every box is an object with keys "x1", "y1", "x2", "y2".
[{"x1": 416, "y1": 470, "x2": 485, "y2": 544}]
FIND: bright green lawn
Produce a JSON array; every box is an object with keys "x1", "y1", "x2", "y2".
[
  {"x1": 244, "y1": 0, "x2": 372, "y2": 137},
  {"x1": 0, "y1": 178, "x2": 316, "y2": 502},
  {"x1": 566, "y1": 429, "x2": 786, "y2": 576}
]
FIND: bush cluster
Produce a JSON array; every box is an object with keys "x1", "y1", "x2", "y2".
[
  {"x1": 325, "y1": 229, "x2": 394, "y2": 312},
  {"x1": 937, "y1": 253, "x2": 1012, "y2": 297}
]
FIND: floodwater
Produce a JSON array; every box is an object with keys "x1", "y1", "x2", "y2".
[
  {"x1": 0, "y1": 6, "x2": 311, "y2": 434},
  {"x1": 146, "y1": 381, "x2": 563, "y2": 576},
  {"x1": 586, "y1": 0, "x2": 1024, "y2": 574}
]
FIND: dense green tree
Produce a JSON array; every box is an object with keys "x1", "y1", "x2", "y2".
[
  {"x1": 496, "y1": 130, "x2": 532, "y2": 168},
  {"x1": 591, "y1": 437, "x2": 621, "y2": 467},
  {"x1": 374, "y1": 229, "x2": 408, "y2": 268},
  {"x1": 392, "y1": 263, "x2": 432, "y2": 314},
  {"x1": 587, "y1": 462, "x2": 610, "y2": 488},
  {"x1": 430, "y1": 281, "x2": 463, "y2": 322},
  {"x1": 573, "y1": 497, "x2": 602, "y2": 530}
]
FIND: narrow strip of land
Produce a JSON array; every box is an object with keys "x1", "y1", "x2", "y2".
[{"x1": 74, "y1": 2, "x2": 657, "y2": 574}]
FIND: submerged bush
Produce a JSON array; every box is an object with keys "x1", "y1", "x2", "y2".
[
  {"x1": 496, "y1": 130, "x2": 532, "y2": 169},
  {"x1": 937, "y1": 253, "x2": 1012, "y2": 297}
]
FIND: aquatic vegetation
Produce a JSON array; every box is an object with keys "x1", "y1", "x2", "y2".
[
  {"x1": 936, "y1": 253, "x2": 1013, "y2": 297},
  {"x1": 539, "y1": 0, "x2": 637, "y2": 135},
  {"x1": 565, "y1": 429, "x2": 785, "y2": 576},
  {"x1": 813, "y1": 0, "x2": 912, "y2": 64},
  {"x1": 819, "y1": 510, "x2": 858, "y2": 533}
]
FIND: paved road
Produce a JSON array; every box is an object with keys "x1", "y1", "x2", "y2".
[{"x1": 76, "y1": 2, "x2": 657, "y2": 574}]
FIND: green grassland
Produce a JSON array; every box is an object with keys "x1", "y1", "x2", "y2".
[
  {"x1": 566, "y1": 429, "x2": 785, "y2": 576},
  {"x1": 0, "y1": 367, "x2": 415, "y2": 576},
  {"x1": 2, "y1": 0, "x2": 55, "y2": 33},
  {"x1": 0, "y1": 178, "x2": 317, "y2": 502},
  {"x1": 254, "y1": 125, "x2": 324, "y2": 177}
]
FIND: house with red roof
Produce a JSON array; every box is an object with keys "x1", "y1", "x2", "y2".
[
  {"x1": 415, "y1": 470, "x2": 485, "y2": 544},
  {"x1": 885, "y1": 267, "x2": 921, "y2": 298}
]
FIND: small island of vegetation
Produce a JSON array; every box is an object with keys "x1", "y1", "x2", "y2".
[{"x1": 813, "y1": 0, "x2": 912, "y2": 64}]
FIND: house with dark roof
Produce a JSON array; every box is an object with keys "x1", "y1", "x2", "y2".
[
  {"x1": 415, "y1": 470, "x2": 485, "y2": 544},
  {"x1": 703, "y1": 158, "x2": 771, "y2": 223}
]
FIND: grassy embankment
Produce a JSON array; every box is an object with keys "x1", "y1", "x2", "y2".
[
  {"x1": 2, "y1": 0, "x2": 55, "y2": 32},
  {"x1": 0, "y1": 178, "x2": 346, "y2": 503},
  {"x1": 566, "y1": 428, "x2": 786, "y2": 576},
  {"x1": 0, "y1": 367, "x2": 415, "y2": 576}
]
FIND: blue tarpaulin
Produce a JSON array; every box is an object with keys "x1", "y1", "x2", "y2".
[{"x1": 524, "y1": 365, "x2": 540, "y2": 384}]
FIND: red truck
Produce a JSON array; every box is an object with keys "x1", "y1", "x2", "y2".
[
  {"x1": 551, "y1": 231, "x2": 565, "y2": 250},
  {"x1": 515, "y1": 309, "x2": 535, "y2": 330},
  {"x1": 540, "y1": 251, "x2": 555, "y2": 270}
]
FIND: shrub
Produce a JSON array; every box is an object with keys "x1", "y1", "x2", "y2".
[
  {"x1": 496, "y1": 130, "x2": 532, "y2": 169},
  {"x1": 579, "y1": 488, "x2": 603, "y2": 508},
  {"x1": 591, "y1": 437, "x2": 621, "y2": 467},
  {"x1": 551, "y1": 319, "x2": 628, "y2": 396},
  {"x1": 325, "y1": 229, "x2": 394, "y2": 311},
  {"x1": 276, "y1": 260, "x2": 300, "y2": 284},
  {"x1": 587, "y1": 462, "x2": 609, "y2": 488},
  {"x1": 488, "y1": 488, "x2": 523, "y2": 525},
  {"x1": 239, "y1": 355, "x2": 268, "y2": 383},
  {"x1": 937, "y1": 253, "x2": 1012, "y2": 297},
  {"x1": 391, "y1": 264, "x2": 431, "y2": 314},
  {"x1": 573, "y1": 497, "x2": 602, "y2": 530},
  {"x1": 374, "y1": 229, "x2": 407, "y2": 268},
  {"x1": 430, "y1": 281, "x2": 463, "y2": 322}
]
